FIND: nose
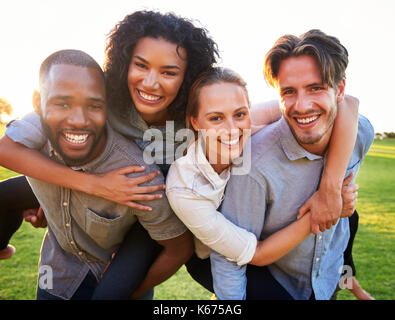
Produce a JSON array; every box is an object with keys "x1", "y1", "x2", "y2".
[
  {"x1": 142, "y1": 70, "x2": 160, "y2": 90},
  {"x1": 294, "y1": 92, "x2": 313, "y2": 115},
  {"x1": 221, "y1": 118, "x2": 239, "y2": 139},
  {"x1": 67, "y1": 106, "x2": 89, "y2": 128}
]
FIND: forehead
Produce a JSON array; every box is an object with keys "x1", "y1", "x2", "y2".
[
  {"x1": 43, "y1": 64, "x2": 105, "y2": 97},
  {"x1": 132, "y1": 37, "x2": 187, "y2": 67},
  {"x1": 277, "y1": 55, "x2": 322, "y2": 87},
  {"x1": 198, "y1": 82, "x2": 248, "y2": 113}
]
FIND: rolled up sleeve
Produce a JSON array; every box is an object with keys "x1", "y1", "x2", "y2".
[
  {"x1": 5, "y1": 112, "x2": 47, "y2": 149},
  {"x1": 166, "y1": 188, "x2": 257, "y2": 266}
]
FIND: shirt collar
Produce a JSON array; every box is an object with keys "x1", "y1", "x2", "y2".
[
  {"x1": 278, "y1": 117, "x2": 323, "y2": 161},
  {"x1": 48, "y1": 122, "x2": 114, "y2": 172},
  {"x1": 191, "y1": 138, "x2": 231, "y2": 190}
]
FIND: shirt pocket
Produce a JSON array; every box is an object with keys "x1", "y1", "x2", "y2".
[{"x1": 85, "y1": 208, "x2": 130, "y2": 250}]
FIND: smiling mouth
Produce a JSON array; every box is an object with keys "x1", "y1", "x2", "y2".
[
  {"x1": 294, "y1": 115, "x2": 320, "y2": 125},
  {"x1": 137, "y1": 89, "x2": 163, "y2": 102},
  {"x1": 63, "y1": 132, "x2": 89, "y2": 144},
  {"x1": 219, "y1": 136, "x2": 242, "y2": 147}
]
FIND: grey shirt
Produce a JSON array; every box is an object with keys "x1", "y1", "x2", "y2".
[
  {"x1": 107, "y1": 106, "x2": 187, "y2": 175},
  {"x1": 6, "y1": 113, "x2": 187, "y2": 299},
  {"x1": 211, "y1": 115, "x2": 374, "y2": 300}
]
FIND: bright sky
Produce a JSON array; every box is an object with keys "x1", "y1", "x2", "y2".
[{"x1": 1, "y1": 0, "x2": 394, "y2": 132}]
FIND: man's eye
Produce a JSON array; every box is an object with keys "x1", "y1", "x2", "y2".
[
  {"x1": 55, "y1": 103, "x2": 69, "y2": 108},
  {"x1": 282, "y1": 89, "x2": 294, "y2": 96}
]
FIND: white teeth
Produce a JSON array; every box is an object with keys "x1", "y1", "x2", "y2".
[
  {"x1": 138, "y1": 90, "x2": 161, "y2": 101},
  {"x1": 221, "y1": 137, "x2": 240, "y2": 146},
  {"x1": 64, "y1": 133, "x2": 88, "y2": 144},
  {"x1": 296, "y1": 115, "x2": 318, "y2": 124}
]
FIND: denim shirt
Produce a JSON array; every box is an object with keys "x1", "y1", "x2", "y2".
[
  {"x1": 211, "y1": 115, "x2": 374, "y2": 300},
  {"x1": 5, "y1": 112, "x2": 187, "y2": 299}
]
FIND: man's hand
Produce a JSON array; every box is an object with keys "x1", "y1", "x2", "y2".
[
  {"x1": 340, "y1": 179, "x2": 358, "y2": 218},
  {"x1": 23, "y1": 207, "x2": 47, "y2": 228},
  {"x1": 298, "y1": 173, "x2": 354, "y2": 235}
]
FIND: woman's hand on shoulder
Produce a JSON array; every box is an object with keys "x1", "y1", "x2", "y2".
[{"x1": 92, "y1": 166, "x2": 166, "y2": 210}]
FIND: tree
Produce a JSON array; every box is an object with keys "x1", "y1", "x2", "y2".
[{"x1": 0, "y1": 97, "x2": 13, "y2": 125}]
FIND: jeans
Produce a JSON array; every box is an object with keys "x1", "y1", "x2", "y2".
[
  {"x1": 186, "y1": 254, "x2": 293, "y2": 299},
  {"x1": 0, "y1": 176, "x2": 39, "y2": 250},
  {"x1": 0, "y1": 175, "x2": 160, "y2": 300},
  {"x1": 36, "y1": 270, "x2": 155, "y2": 300},
  {"x1": 36, "y1": 271, "x2": 98, "y2": 300},
  {"x1": 91, "y1": 221, "x2": 162, "y2": 300}
]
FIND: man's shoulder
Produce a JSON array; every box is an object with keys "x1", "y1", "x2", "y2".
[
  {"x1": 95, "y1": 126, "x2": 161, "y2": 174},
  {"x1": 250, "y1": 119, "x2": 284, "y2": 164},
  {"x1": 355, "y1": 114, "x2": 375, "y2": 158}
]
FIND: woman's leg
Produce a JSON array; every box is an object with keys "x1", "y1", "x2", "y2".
[
  {"x1": 343, "y1": 210, "x2": 358, "y2": 276},
  {"x1": 185, "y1": 254, "x2": 293, "y2": 300},
  {"x1": 246, "y1": 265, "x2": 294, "y2": 300},
  {"x1": 343, "y1": 211, "x2": 374, "y2": 300},
  {"x1": 91, "y1": 221, "x2": 162, "y2": 300},
  {"x1": 185, "y1": 254, "x2": 214, "y2": 293},
  {"x1": 0, "y1": 176, "x2": 40, "y2": 253}
]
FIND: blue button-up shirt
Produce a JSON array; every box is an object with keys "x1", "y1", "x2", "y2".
[{"x1": 211, "y1": 115, "x2": 374, "y2": 300}]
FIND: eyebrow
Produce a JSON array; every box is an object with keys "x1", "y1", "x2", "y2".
[
  {"x1": 50, "y1": 95, "x2": 105, "y2": 103},
  {"x1": 204, "y1": 106, "x2": 248, "y2": 116},
  {"x1": 134, "y1": 55, "x2": 181, "y2": 70},
  {"x1": 280, "y1": 82, "x2": 324, "y2": 92}
]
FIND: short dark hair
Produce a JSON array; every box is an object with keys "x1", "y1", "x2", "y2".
[
  {"x1": 264, "y1": 29, "x2": 348, "y2": 88},
  {"x1": 104, "y1": 10, "x2": 219, "y2": 121},
  {"x1": 39, "y1": 49, "x2": 104, "y2": 89}
]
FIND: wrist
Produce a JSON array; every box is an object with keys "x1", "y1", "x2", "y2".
[
  {"x1": 320, "y1": 174, "x2": 342, "y2": 194},
  {"x1": 83, "y1": 173, "x2": 100, "y2": 196}
]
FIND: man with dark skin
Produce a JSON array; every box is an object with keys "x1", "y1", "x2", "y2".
[{"x1": 0, "y1": 49, "x2": 193, "y2": 299}]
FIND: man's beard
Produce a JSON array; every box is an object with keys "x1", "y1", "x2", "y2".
[
  {"x1": 287, "y1": 104, "x2": 337, "y2": 146},
  {"x1": 40, "y1": 116, "x2": 105, "y2": 166}
]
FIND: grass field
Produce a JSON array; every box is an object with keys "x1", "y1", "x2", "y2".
[{"x1": 0, "y1": 138, "x2": 394, "y2": 300}]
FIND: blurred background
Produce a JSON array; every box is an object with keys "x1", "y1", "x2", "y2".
[{"x1": 0, "y1": 0, "x2": 394, "y2": 133}]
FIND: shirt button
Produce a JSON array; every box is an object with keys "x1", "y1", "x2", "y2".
[
  {"x1": 318, "y1": 235, "x2": 322, "y2": 240},
  {"x1": 316, "y1": 257, "x2": 320, "y2": 262},
  {"x1": 63, "y1": 202, "x2": 68, "y2": 207},
  {"x1": 78, "y1": 251, "x2": 83, "y2": 256},
  {"x1": 70, "y1": 241, "x2": 75, "y2": 245},
  {"x1": 65, "y1": 223, "x2": 70, "y2": 227}
]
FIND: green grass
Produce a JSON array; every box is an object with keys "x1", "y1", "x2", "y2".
[{"x1": 0, "y1": 138, "x2": 394, "y2": 300}]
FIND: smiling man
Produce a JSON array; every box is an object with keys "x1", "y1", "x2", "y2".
[
  {"x1": 211, "y1": 30, "x2": 374, "y2": 300},
  {"x1": 1, "y1": 49, "x2": 192, "y2": 300}
]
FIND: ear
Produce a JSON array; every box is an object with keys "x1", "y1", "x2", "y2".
[
  {"x1": 189, "y1": 116, "x2": 200, "y2": 132},
  {"x1": 336, "y1": 78, "x2": 346, "y2": 103},
  {"x1": 32, "y1": 90, "x2": 41, "y2": 115}
]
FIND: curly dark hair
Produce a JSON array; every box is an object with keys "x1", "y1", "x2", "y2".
[{"x1": 104, "y1": 10, "x2": 219, "y2": 122}]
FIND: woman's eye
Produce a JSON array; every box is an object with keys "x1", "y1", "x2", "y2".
[
  {"x1": 135, "y1": 62, "x2": 147, "y2": 69},
  {"x1": 163, "y1": 71, "x2": 177, "y2": 76},
  {"x1": 209, "y1": 116, "x2": 222, "y2": 121},
  {"x1": 235, "y1": 112, "x2": 246, "y2": 118}
]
